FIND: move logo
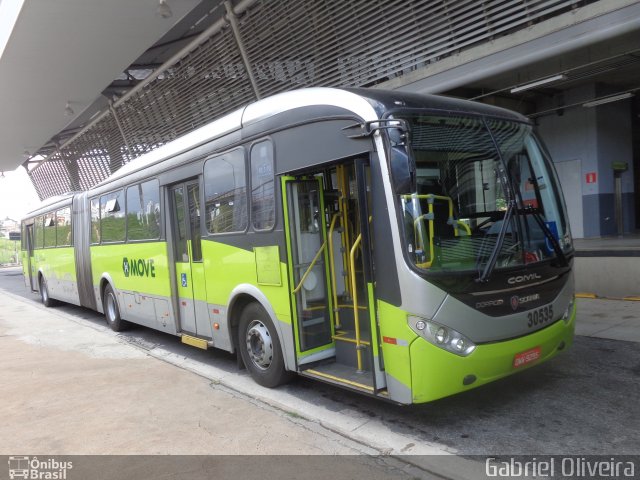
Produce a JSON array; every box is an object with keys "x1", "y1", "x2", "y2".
[{"x1": 122, "y1": 257, "x2": 156, "y2": 278}]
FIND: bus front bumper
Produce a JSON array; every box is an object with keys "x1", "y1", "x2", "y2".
[{"x1": 409, "y1": 308, "x2": 576, "y2": 404}]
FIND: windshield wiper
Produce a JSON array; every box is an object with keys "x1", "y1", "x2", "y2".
[
  {"x1": 527, "y1": 209, "x2": 568, "y2": 267},
  {"x1": 476, "y1": 199, "x2": 516, "y2": 283}
]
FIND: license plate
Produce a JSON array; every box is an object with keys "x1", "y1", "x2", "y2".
[{"x1": 513, "y1": 346, "x2": 541, "y2": 368}]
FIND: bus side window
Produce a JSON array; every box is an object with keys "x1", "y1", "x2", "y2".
[
  {"x1": 43, "y1": 212, "x2": 56, "y2": 248},
  {"x1": 126, "y1": 179, "x2": 161, "y2": 241},
  {"x1": 204, "y1": 149, "x2": 248, "y2": 234},
  {"x1": 90, "y1": 198, "x2": 100, "y2": 244},
  {"x1": 100, "y1": 190, "x2": 125, "y2": 243},
  {"x1": 250, "y1": 140, "x2": 275, "y2": 231},
  {"x1": 34, "y1": 215, "x2": 43, "y2": 249},
  {"x1": 56, "y1": 207, "x2": 72, "y2": 246}
]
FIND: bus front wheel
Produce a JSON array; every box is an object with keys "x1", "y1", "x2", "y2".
[
  {"x1": 238, "y1": 303, "x2": 291, "y2": 388},
  {"x1": 103, "y1": 284, "x2": 128, "y2": 332}
]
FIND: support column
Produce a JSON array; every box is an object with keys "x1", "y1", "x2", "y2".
[
  {"x1": 108, "y1": 103, "x2": 134, "y2": 172},
  {"x1": 225, "y1": 0, "x2": 261, "y2": 99}
]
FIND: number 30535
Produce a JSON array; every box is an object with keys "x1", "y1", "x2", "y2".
[{"x1": 527, "y1": 305, "x2": 553, "y2": 327}]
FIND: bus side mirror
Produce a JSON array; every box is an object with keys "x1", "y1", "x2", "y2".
[{"x1": 390, "y1": 146, "x2": 416, "y2": 194}]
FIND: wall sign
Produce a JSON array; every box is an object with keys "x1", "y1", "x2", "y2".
[{"x1": 585, "y1": 172, "x2": 597, "y2": 184}]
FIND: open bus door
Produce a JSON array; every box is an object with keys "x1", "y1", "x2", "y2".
[
  {"x1": 282, "y1": 177, "x2": 336, "y2": 364},
  {"x1": 168, "y1": 180, "x2": 211, "y2": 346},
  {"x1": 283, "y1": 160, "x2": 385, "y2": 396}
]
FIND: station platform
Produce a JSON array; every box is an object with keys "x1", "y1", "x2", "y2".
[{"x1": 574, "y1": 234, "x2": 640, "y2": 298}]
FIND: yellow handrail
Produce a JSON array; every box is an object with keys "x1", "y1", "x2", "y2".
[
  {"x1": 349, "y1": 233, "x2": 364, "y2": 372},
  {"x1": 338, "y1": 166, "x2": 352, "y2": 297},
  {"x1": 326, "y1": 213, "x2": 341, "y2": 328},
  {"x1": 292, "y1": 241, "x2": 326, "y2": 294},
  {"x1": 414, "y1": 210, "x2": 435, "y2": 269},
  {"x1": 403, "y1": 194, "x2": 454, "y2": 219},
  {"x1": 456, "y1": 220, "x2": 471, "y2": 236},
  {"x1": 405, "y1": 193, "x2": 470, "y2": 269}
]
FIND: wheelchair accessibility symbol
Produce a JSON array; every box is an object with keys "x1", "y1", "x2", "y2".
[{"x1": 181, "y1": 273, "x2": 187, "y2": 287}]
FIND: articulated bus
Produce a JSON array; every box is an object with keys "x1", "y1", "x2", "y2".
[{"x1": 21, "y1": 88, "x2": 575, "y2": 404}]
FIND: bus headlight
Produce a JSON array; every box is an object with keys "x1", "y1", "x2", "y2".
[
  {"x1": 562, "y1": 297, "x2": 575, "y2": 323},
  {"x1": 408, "y1": 316, "x2": 476, "y2": 356}
]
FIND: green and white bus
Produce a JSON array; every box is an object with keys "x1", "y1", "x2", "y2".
[{"x1": 21, "y1": 88, "x2": 575, "y2": 404}]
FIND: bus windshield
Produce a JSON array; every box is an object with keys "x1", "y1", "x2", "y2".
[{"x1": 397, "y1": 113, "x2": 571, "y2": 276}]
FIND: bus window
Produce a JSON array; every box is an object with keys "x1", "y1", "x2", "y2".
[
  {"x1": 90, "y1": 198, "x2": 100, "y2": 244},
  {"x1": 204, "y1": 149, "x2": 247, "y2": 234},
  {"x1": 43, "y1": 212, "x2": 56, "y2": 248},
  {"x1": 126, "y1": 179, "x2": 161, "y2": 241},
  {"x1": 34, "y1": 216, "x2": 43, "y2": 249},
  {"x1": 56, "y1": 207, "x2": 72, "y2": 246},
  {"x1": 171, "y1": 186, "x2": 189, "y2": 262},
  {"x1": 250, "y1": 140, "x2": 275, "y2": 231},
  {"x1": 100, "y1": 190, "x2": 125, "y2": 243},
  {"x1": 187, "y1": 183, "x2": 202, "y2": 261}
]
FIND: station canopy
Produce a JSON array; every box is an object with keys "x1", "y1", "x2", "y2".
[{"x1": 0, "y1": 0, "x2": 639, "y2": 199}]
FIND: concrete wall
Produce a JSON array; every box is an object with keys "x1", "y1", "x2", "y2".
[
  {"x1": 537, "y1": 85, "x2": 597, "y2": 238},
  {"x1": 537, "y1": 84, "x2": 635, "y2": 237},
  {"x1": 575, "y1": 256, "x2": 640, "y2": 297}
]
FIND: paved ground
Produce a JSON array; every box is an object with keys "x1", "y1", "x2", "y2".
[
  {"x1": 0, "y1": 267, "x2": 638, "y2": 478},
  {"x1": 576, "y1": 296, "x2": 640, "y2": 342},
  {"x1": 0, "y1": 271, "x2": 429, "y2": 480}
]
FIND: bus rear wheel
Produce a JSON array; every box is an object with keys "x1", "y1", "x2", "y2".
[
  {"x1": 103, "y1": 284, "x2": 128, "y2": 332},
  {"x1": 39, "y1": 275, "x2": 56, "y2": 307},
  {"x1": 238, "y1": 303, "x2": 291, "y2": 388}
]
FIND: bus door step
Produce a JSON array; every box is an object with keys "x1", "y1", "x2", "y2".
[{"x1": 301, "y1": 363, "x2": 374, "y2": 394}]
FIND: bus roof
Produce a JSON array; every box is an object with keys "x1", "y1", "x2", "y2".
[
  {"x1": 33, "y1": 87, "x2": 530, "y2": 205},
  {"x1": 22, "y1": 192, "x2": 77, "y2": 219},
  {"x1": 348, "y1": 88, "x2": 529, "y2": 123},
  {"x1": 92, "y1": 87, "x2": 378, "y2": 191}
]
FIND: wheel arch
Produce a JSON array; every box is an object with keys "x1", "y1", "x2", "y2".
[
  {"x1": 226, "y1": 284, "x2": 295, "y2": 372},
  {"x1": 36, "y1": 268, "x2": 48, "y2": 295}
]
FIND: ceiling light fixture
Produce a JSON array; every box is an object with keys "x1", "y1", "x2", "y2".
[
  {"x1": 64, "y1": 102, "x2": 74, "y2": 116},
  {"x1": 157, "y1": 0, "x2": 173, "y2": 18},
  {"x1": 582, "y1": 92, "x2": 635, "y2": 108},
  {"x1": 0, "y1": 172, "x2": 4, "y2": 178},
  {"x1": 510, "y1": 74, "x2": 567, "y2": 94}
]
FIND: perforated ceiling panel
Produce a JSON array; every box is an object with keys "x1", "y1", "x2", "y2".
[{"x1": 29, "y1": 0, "x2": 594, "y2": 199}]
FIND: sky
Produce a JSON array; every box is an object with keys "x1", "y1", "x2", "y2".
[
  {"x1": 0, "y1": 167, "x2": 40, "y2": 221},
  {"x1": 0, "y1": 0, "x2": 35, "y2": 221}
]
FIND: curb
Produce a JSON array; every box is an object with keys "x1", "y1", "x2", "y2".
[{"x1": 576, "y1": 292, "x2": 640, "y2": 301}]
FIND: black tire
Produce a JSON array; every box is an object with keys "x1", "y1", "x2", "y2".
[
  {"x1": 39, "y1": 275, "x2": 56, "y2": 307},
  {"x1": 238, "y1": 303, "x2": 292, "y2": 388},
  {"x1": 103, "y1": 284, "x2": 129, "y2": 332}
]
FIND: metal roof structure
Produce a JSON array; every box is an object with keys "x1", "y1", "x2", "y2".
[
  {"x1": 1, "y1": 0, "x2": 639, "y2": 199},
  {"x1": 0, "y1": 0, "x2": 204, "y2": 173}
]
